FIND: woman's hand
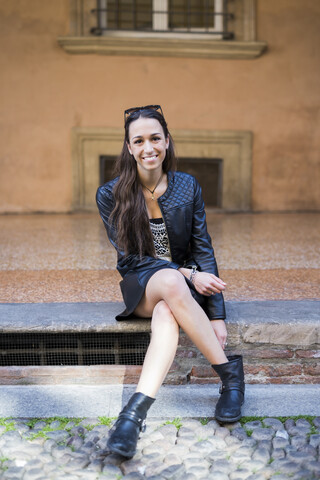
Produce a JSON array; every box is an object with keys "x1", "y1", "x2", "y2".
[
  {"x1": 193, "y1": 271, "x2": 226, "y2": 296},
  {"x1": 211, "y1": 320, "x2": 228, "y2": 350}
]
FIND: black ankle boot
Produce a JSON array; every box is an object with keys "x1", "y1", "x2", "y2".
[
  {"x1": 212, "y1": 355, "x2": 245, "y2": 423},
  {"x1": 107, "y1": 392, "x2": 155, "y2": 458}
]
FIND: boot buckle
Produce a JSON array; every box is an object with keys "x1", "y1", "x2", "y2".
[
  {"x1": 219, "y1": 384, "x2": 225, "y2": 394},
  {"x1": 141, "y1": 419, "x2": 147, "y2": 432}
]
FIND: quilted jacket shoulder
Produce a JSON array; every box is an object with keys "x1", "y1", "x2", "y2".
[{"x1": 159, "y1": 171, "x2": 196, "y2": 210}]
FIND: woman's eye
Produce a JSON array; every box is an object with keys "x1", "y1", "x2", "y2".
[
  {"x1": 152, "y1": 137, "x2": 160, "y2": 141},
  {"x1": 134, "y1": 139, "x2": 142, "y2": 144}
]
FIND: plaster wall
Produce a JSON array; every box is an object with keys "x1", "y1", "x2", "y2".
[{"x1": 0, "y1": 0, "x2": 319, "y2": 212}]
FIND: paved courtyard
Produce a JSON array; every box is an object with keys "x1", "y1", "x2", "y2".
[
  {"x1": 0, "y1": 211, "x2": 319, "y2": 479},
  {"x1": 0, "y1": 414, "x2": 320, "y2": 480}
]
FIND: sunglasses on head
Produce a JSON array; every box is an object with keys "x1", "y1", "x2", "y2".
[{"x1": 124, "y1": 104, "x2": 164, "y2": 124}]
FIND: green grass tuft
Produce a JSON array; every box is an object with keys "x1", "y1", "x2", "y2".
[
  {"x1": 25, "y1": 418, "x2": 43, "y2": 429},
  {"x1": 25, "y1": 417, "x2": 84, "y2": 441},
  {"x1": 199, "y1": 417, "x2": 210, "y2": 425},
  {"x1": 308, "y1": 425, "x2": 319, "y2": 436},
  {"x1": 275, "y1": 415, "x2": 315, "y2": 424},
  {"x1": 0, "y1": 456, "x2": 9, "y2": 472},
  {"x1": 240, "y1": 416, "x2": 266, "y2": 426},
  {"x1": 26, "y1": 417, "x2": 83, "y2": 430},
  {"x1": 162, "y1": 418, "x2": 183, "y2": 430},
  {"x1": 98, "y1": 416, "x2": 116, "y2": 427},
  {"x1": 197, "y1": 436, "x2": 208, "y2": 442},
  {"x1": 240, "y1": 415, "x2": 317, "y2": 429},
  {"x1": 0, "y1": 418, "x2": 15, "y2": 434}
]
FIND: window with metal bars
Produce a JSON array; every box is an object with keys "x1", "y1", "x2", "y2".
[
  {"x1": 91, "y1": 0, "x2": 233, "y2": 39},
  {"x1": 0, "y1": 332, "x2": 150, "y2": 366}
]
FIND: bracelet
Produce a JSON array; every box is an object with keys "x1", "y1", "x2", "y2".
[{"x1": 189, "y1": 266, "x2": 197, "y2": 284}]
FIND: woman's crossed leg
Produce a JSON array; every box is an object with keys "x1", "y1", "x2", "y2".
[{"x1": 135, "y1": 268, "x2": 228, "y2": 397}]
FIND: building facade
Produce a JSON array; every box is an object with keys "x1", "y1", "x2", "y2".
[{"x1": 0, "y1": 0, "x2": 319, "y2": 212}]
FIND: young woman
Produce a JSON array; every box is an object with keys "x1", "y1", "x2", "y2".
[{"x1": 96, "y1": 105, "x2": 245, "y2": 458}]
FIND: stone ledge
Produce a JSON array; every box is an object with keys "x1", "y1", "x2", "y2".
[
  {"x1": 0, "y1": 302, "x2": 150, "y2": 333},
  {"x1": 1, "y1": 384, "x2": 319, "y2": 417},
  {"x1": 1, "y1": 300, "x2": 319, "y2": 330},
  {"x1": 58, "y1": 36, "x2": 267, "y2": 59},
  {"x1": 1, "y1": 301, "x2": 319, "y2": 346},
  {"x1": 1, "y1": 301, "x2": 319, "y2": 386},
  {"x1": 225, "y1": 300, "x2": 320, "y2": 324}
]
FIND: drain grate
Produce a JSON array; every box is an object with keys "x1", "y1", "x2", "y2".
[{"x1": 0, "y1": 332, "x2": 150, "y2": 366}]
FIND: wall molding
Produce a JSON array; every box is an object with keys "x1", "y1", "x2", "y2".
[
  {"x1": 58, "y1": 36, "x2": 267, "y2": 59},
  {"x1": 59, "y1": 0, "x2": 267, "y2": 60},
  {"x1": 72, "y1": 127, "x2": 252, "y2": 211}
]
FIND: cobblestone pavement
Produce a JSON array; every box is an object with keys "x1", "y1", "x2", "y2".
[{"x1": 0, "y1": 417, "x2": 320, "y2": 480}]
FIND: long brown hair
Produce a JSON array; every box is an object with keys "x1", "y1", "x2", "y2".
[{"x1": 110, "y1": 108, "x2": 177, "y2": 257}]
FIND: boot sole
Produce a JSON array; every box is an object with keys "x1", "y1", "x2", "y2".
[
  {"x1": 107, "y1": 441, "x2": 136, "y2": 458},
  {"x1": 215, "y1": 399, "x2": 245, "y2": 424},
  {"x1": 215, "y1": 413, "x2": 242, "y2": 424}
]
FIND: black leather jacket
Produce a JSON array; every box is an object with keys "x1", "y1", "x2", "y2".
[{"x1": 96, "y1": 171, "x2": 226, "y2": 320}]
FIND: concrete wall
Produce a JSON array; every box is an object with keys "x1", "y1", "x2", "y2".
[{"x1": 0, "y1": 0, "x2": 319, "y2": 212}]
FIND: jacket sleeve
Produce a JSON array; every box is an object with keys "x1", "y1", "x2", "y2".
[
  {"x1": 190, "y1": 178, "x2": 226, "y2": 320},
  {"x1": 96, "y1": 184, "x2": 180, "y2": 277}
]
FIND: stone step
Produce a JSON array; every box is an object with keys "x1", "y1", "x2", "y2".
[
  {"x1": 1, "y1": 300, "x2": 319, "y2": 333},
  {"x1": 0, "y1": 300, "x2": 319, "y2": 385},
  {"x1": 0, "y1": 384, "x2": 319, "y2": 418}
]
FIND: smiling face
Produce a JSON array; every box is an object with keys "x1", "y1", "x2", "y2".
[{"x1": 127, "y1": 117, "x2": 169, "y2": 176}]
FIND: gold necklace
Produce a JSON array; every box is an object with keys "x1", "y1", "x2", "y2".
[{"x1": 141, "y1": 173, "x2": 164, "y2": 200}]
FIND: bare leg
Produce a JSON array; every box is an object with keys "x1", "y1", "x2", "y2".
[
  {"x1": 135, "y1": 269, "x2": 228, "y2": 366},
  {"x1": 136, "y1": 300, "x2": 179, "y2": 398},
  {"x1": 107, "y1": 270, "x2": 231, "y2": 458}
]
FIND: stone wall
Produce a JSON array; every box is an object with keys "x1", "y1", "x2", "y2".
[
  {"x1": 0, "y1": 1, "x2": 320, "y2": 212},
  {"x1": 1, "y1": 344, "x2": 319, "y2": 385},
  {"x1": 1, "y1": 301, "x2": 319, "y2": 386},
  {"x1": 167, "y1": 333, "x2": 320, "y2": 385}
]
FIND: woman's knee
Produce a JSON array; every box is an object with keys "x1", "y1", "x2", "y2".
[
  {"x1": 155, "y1": 269, "x2": 188, "y2": 300},
  {"x1": 151, "y1": 301, "x2": 179, "y2": 336}
]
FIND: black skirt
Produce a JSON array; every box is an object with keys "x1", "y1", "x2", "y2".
[{"x1": 116, "y1": 264, "x2": 206, "y2": 320}]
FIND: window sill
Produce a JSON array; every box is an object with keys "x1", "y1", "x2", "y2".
[{"x1": 57, "y1": 35, "x2": 267, "y2": 59}]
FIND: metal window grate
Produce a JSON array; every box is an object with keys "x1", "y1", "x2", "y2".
[
  {"x1": 0, "y1": 332, "x2": 150, "y2": 366},
  {"x1": 91, "y1": 0, "x2": 234, "y2": 38},
  {"x1": 99, "y1": 155, "x2": 223, "y2": 207}
]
